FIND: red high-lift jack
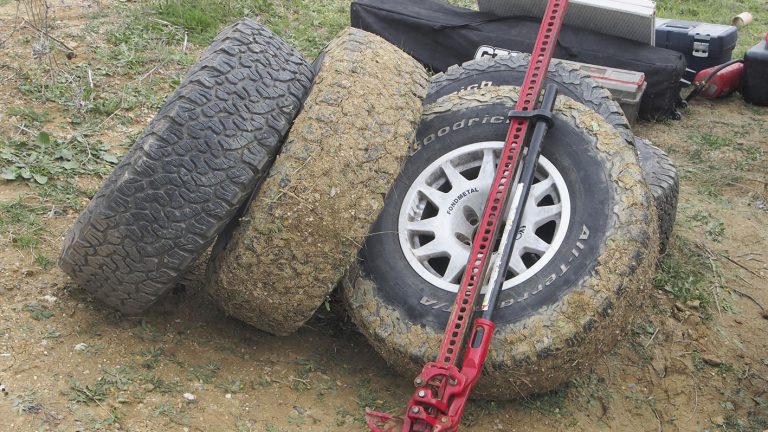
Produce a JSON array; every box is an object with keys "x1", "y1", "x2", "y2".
[{"x1": 366, "y1": 0, "x2": 571, "y2": 430}]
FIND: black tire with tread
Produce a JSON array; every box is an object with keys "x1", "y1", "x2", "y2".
[
  {"x1": 59, "y1": 18, "x2": 313, "y2": 314},
  {"x1": 426, "y1": 55, "x2": 634, "y2": 145},
  {"x1": 426, "y1": 56, "x2": 678, "y2": 255},
  {"x1": 342, "y1": 87, "x2": 659, "y2": 400},
  {"x1": 206, "y1": 28, "x2": 429, "y2": 336},
  {"x1": 634, "y1": 137, "x2": 678, "y2": 254}
]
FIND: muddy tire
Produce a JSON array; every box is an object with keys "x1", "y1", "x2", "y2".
[
  {"x1": 58, "y1": 19, "x2": 314, "y2": 314},
  {"x1": 426, "y1": 55, "x2": 634, "y2": 145},
  {"x1": 342, "y1": 87, "x2": 659, "y2": 400},
  {"x1": 427, "y1": 56, "x2": 678, "y2": 256},
  {"x1": 206, "y1": 28, "x2": 428, "y2": 336},
  {"x1": 635, "y1": 137, "x2": 678, "y2": 254}
]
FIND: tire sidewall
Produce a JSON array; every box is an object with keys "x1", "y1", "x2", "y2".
[{"x1": 363, "y1": 101, "x2": 616, "y2": 328}]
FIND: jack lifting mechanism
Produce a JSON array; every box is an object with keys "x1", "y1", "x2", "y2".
[{"x1": 365, "y1": 0, "x2": 571, "y2": 430}]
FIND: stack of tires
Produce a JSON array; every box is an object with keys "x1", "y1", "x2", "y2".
[{"x1": 59, "y1": 20, "x2": 678, "y2": 399}]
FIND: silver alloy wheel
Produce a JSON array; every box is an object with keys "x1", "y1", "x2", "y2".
[{"x1": 398, "y1": 141, "x2": 571, "y2": 293}]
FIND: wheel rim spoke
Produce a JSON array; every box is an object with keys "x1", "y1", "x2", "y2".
[
  {"x1": 508, "y1": 253, "x2": 528, "y2": 276},
  {"x1": 413, "y1": 238, "x2": 450, "y2": 260},
  {"x1": 443, "y1": 253, "x2": 468, "y2": 283},
  {"x1": 441, "y1": 162, "x2": 466, "y2": 189},
  {"x1": 525, "y1": 203, "x2": 562, "y2": 226},
  {"x1": 418, "y1": 186, "x2": 448, "y2": 208},
  {"x1": 530, "y1": 176, "x2": 555, "y2": 203},
  {"x1": 479, "y1": 148, "x2": 496, "y2": 180},
  {"x1": 525, "y1": 236, "x2": 551, "y2": 255},
  {"x1": 405, "y1": 218, "x2": 439, "y2": 234}
]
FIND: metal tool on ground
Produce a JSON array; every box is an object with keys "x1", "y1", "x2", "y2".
[{"x1": 365, "y1": 0, "x2": 570, "y2": 430}]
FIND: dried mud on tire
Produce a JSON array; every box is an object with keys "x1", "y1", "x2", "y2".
[
  {"x1": 58, "y1": 19, "x2": 313, "y2": 314},
  {"x1": 634, "y1": 137, "x2": 679, "y2": 254},
  {"x1": 207, "y1": 28, "x2": 428, "y2": 336},
  {"x1": 342, "y1": 87, "x2": 659, "y2": 400}
]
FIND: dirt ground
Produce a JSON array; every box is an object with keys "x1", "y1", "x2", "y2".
[{"x1": 0, "y1": 1, "x2": 767, "y2": 432}]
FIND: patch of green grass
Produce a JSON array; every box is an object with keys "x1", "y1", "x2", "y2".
[
  {"x1": 353, "y1": 378, "x2": 393, "y2": 421},
  {"x1": 137, "y1": 346, "x2": 164, "y2": 370},
  {"x1": 657, "y1": 0, "x2": 768, "y2": 58},
  {"x1": 153, "y1": 0, "x2": 348, "y2": 56},
  {"x1": 7, "y1": 107, "x2": 50, "y2": 124},
  {"x1": 264, "y1": 423, "x2": 284, "y2": 432},
  {"x1": 134, "y1": 319, "x2": 162, "y2": 342},
  {"x1": 33, "y1": 254, "x2": 55, "y2": 270},
  {"x1": 67, "y1": 379, "x2": 109, "y2": 404},
  {"x1": 0, "y1": 199, "x2": 48, "y2": 251},
  {"x1": 1, "y1": 131, "x2": 119, "y2": 184},
  {"x1": 189, "y1": 362, "x2": 221, "y2": 384},
  {"x1": 10, "y1": 388, "x2": 42, "y2": 415},
  {"x1": 152, "y1": 402, "x2": 189, "y2": 426},
  {"x1": 653, "y1": 236, "x2": 714, "y2": 306},
  {"x1": 217, "y1": 379, "x2": 244, "y2": 394},
  {"x1": 706, "y1": 221, "x2": 726, "y2": 242},
  {"x1": 23, "y1": 302, "x2": 54, "y2": 320}
]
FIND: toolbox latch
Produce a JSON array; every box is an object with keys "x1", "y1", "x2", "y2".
[{"x1": 692, "y1": 32, "x2": 711, "y2": 58}]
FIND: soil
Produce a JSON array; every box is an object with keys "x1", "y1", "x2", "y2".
[{"x1": 1, "y1": 2, "x2": 767, "y2": 432}]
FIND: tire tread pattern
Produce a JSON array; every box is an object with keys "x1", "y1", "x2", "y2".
[
  {"x1": 634, "y1": 137, "x2": 679, "y2": 254},
  {"x1": 59, "y1": 19, "x2": 314, "y2": 314},
  {"x1": 206, "y1": 28, "x2": 429, "y2": 335}
]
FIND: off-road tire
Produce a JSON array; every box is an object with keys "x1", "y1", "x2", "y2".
[
  {"x1": 206, "y1": 28, "x2": 429, "y2": 336},
  {"x1": 426, "y1": 55, "x2": 634, "y2": 145},
  {"x1": 59, "y1": 19, "x2": 314, "y2": 314},
  {"x1": 427, "y1": 56, "x2": 678, "y2": 255},
  {"x1": 342, "y1": 87, "x2": 659, "y2": 400},
  {"x1": 634, "y1": 137, "x2": 678, "y2": 254}
]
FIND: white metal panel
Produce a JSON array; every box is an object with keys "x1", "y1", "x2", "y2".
[{"x1": 478, "y1": 0, "x2": 656, "y2": 45}]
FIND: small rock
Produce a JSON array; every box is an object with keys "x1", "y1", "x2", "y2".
[
  {"x1": 0, "y1": 384, "x2": 7, "y2": 393},
  {"x1": 293, "y1": 405, "x2": 306, "y2": 416},
  {"x1": 42, "y1": 295, "x2": 57, "y2": 304},
  {"x1": 762, "y1": 311, "x2": 768, "y2": 320},
  {"x1": 685, "y1": 300, "x2": 700, "y2": 309},
  {"x1": 686, "y1": 313, "x2": 701, "y2": 326},
  {"x1": 330, "y1": 187, "x2": 337, "y2": 197},
  {"x1": 225, "y1": 393, "x2": 232, "y2": 399},
  {"x1": 21, "y1": 268, "x2": 34, "y2": 277},
  {"x1": 702, "y1": 355, "x2": 723, "y2": 367},
  {"x1": 711, "y1": 416, "x2": 725, "y2": 426},
  {"x1": 46, "y1": 208, "x2": 64, "y2": 218},
  {"x1": 687, "y1": 328, "x2": 699, "y2": 341},
  {"x1": 141, "y1": 383, "x2": 155, "y2": 392},
  {"x1": 74, "y1": 343, "x2": 89, "y2": 352},
  {"x1": 183, "y1": 393, "x2": 196, "y2": 401},
  {"x1": 734, "y1": 318, "x2": 743, "y2": 324},
  {"x1": 674, "y1": 302, "x2": 686, "y2": 312}
]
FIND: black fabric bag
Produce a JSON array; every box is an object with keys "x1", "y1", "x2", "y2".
[{"x1": 350, "y1": 0, "x2": 686, "y2": 120}]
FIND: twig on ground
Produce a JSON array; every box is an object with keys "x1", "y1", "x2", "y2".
[
  {"x1": 715, "y1": 250, "x2": 765, "y2": 279},
  {"x1": 644, "y1": 328, "x2": 659, "y2": 348},
  {"x1": 730, "y1": 287, "x2": 765, "y2": 311},
  {"x1": 21, "y1": 18, "x2": 75, "y2": 55}
]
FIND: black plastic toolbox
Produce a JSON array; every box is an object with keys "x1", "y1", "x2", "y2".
[{"x1": 655, "y1": 19, "x2": 737, "y2": 79}]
